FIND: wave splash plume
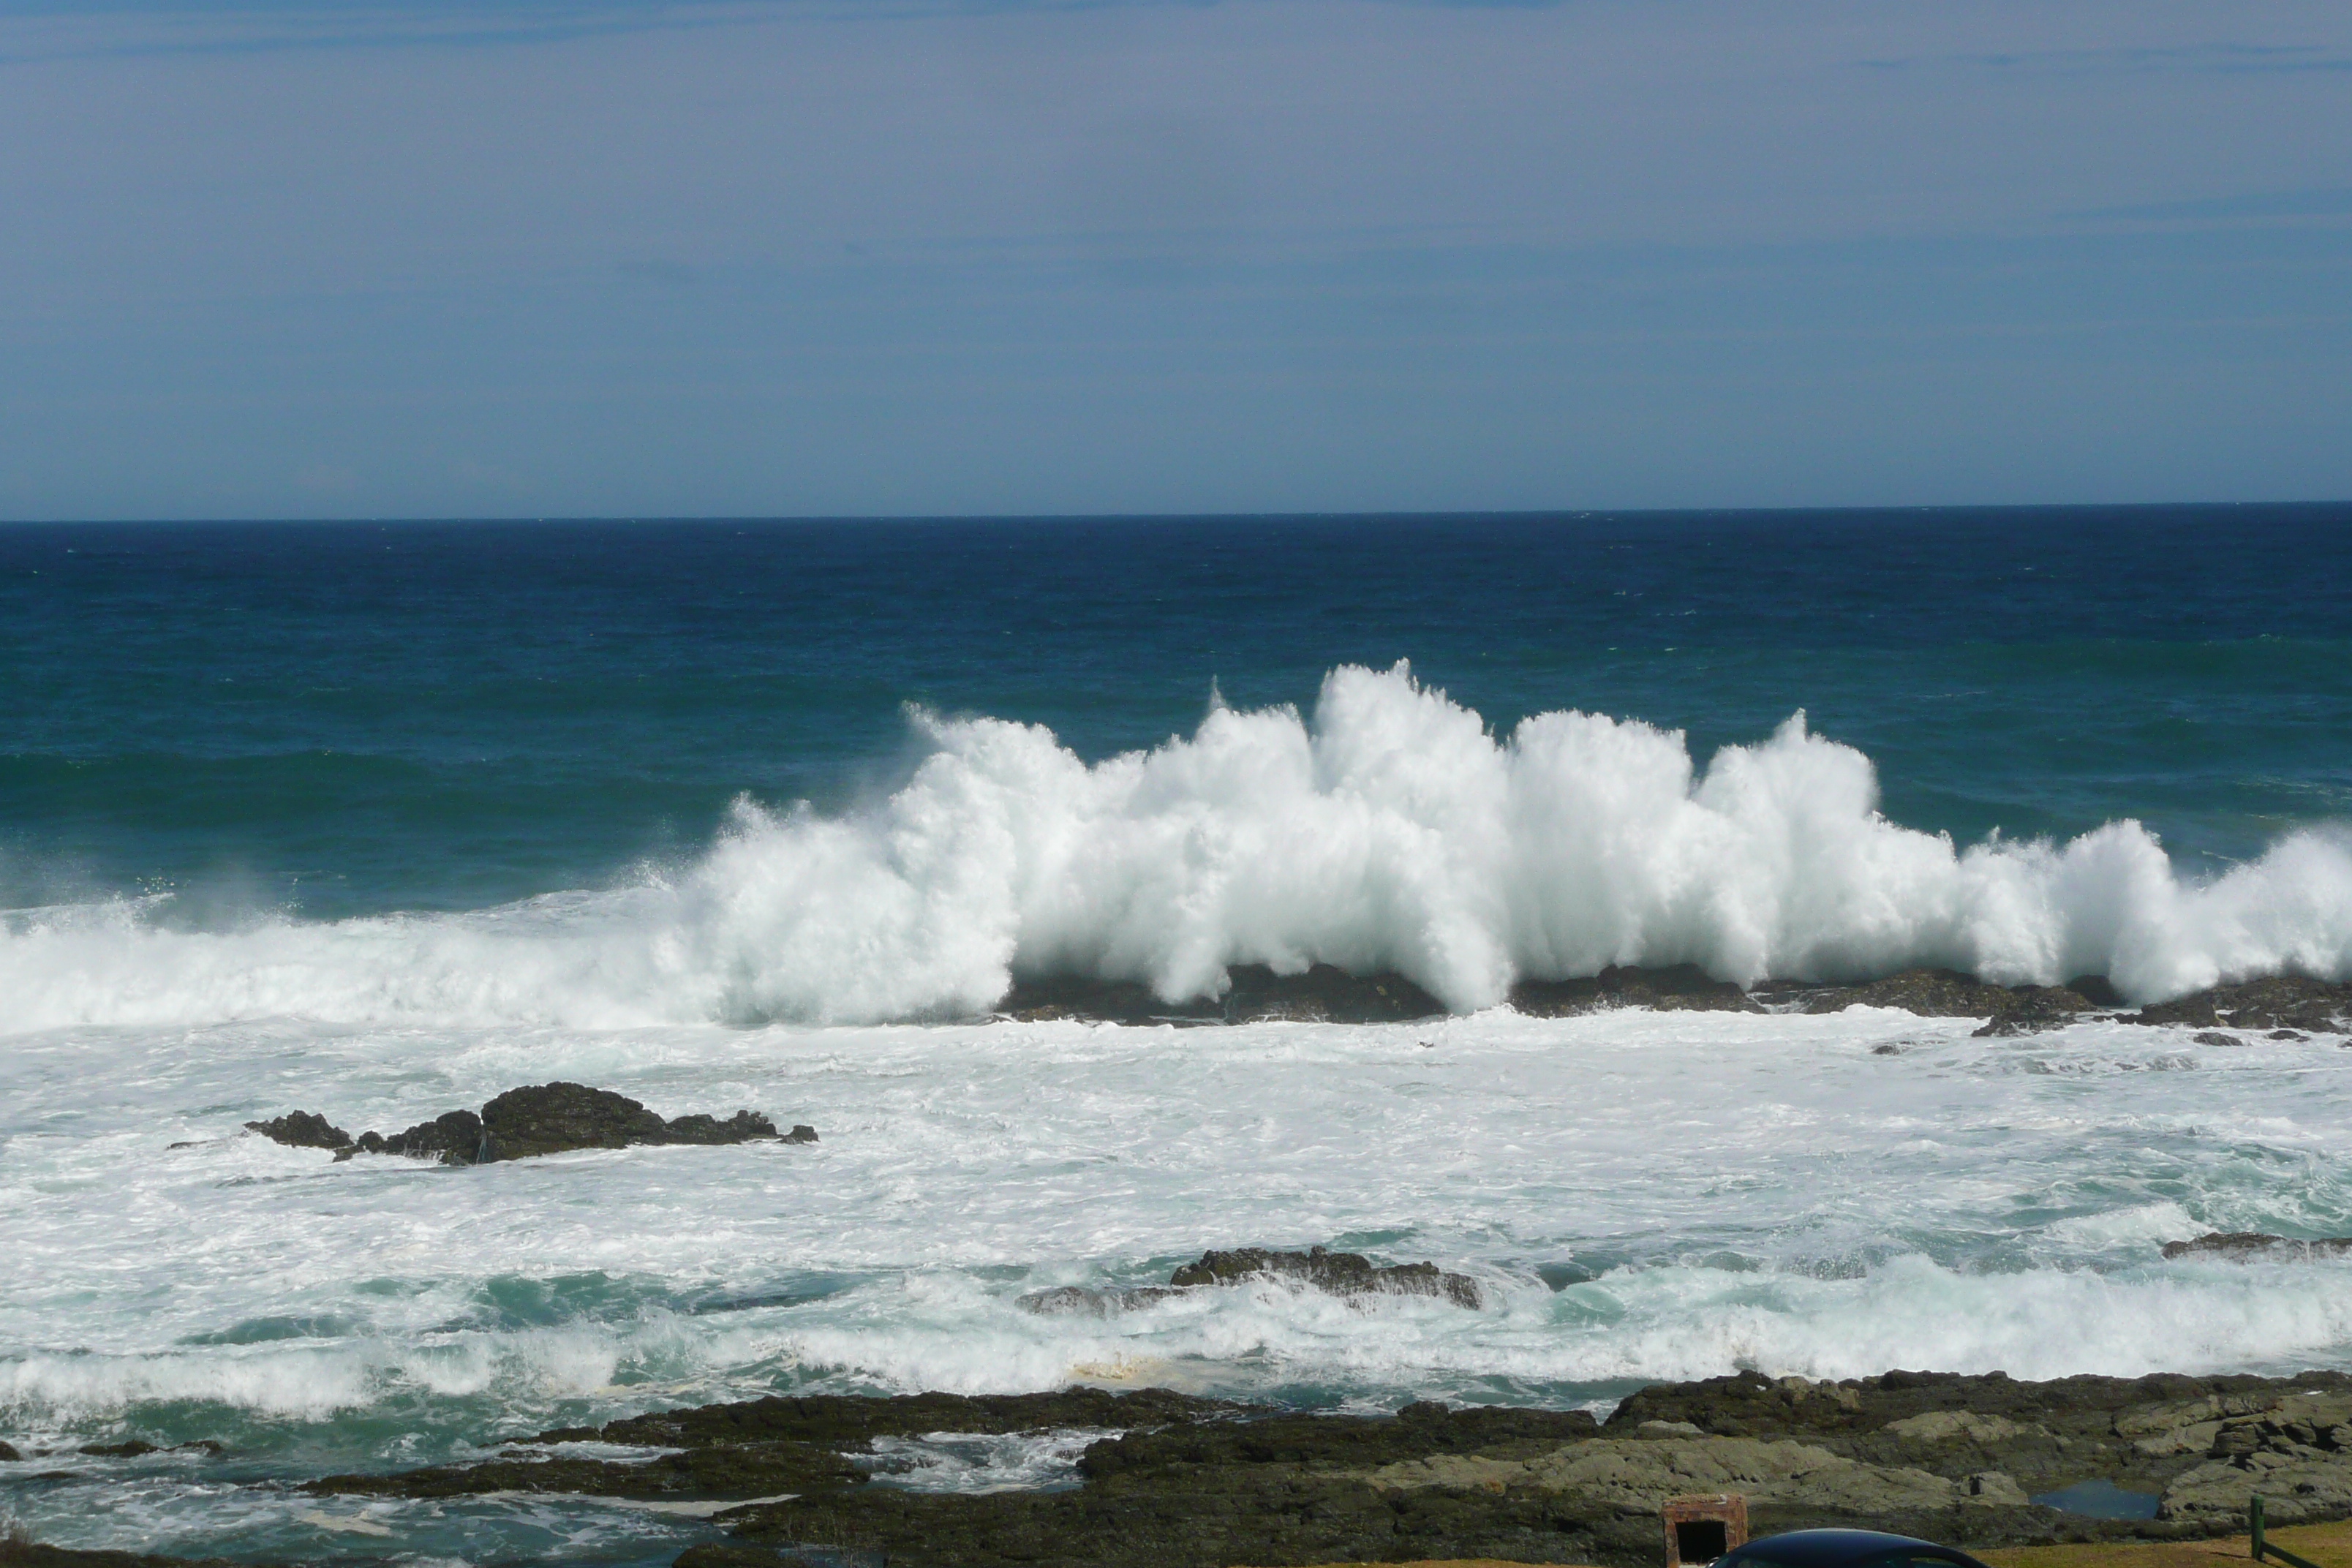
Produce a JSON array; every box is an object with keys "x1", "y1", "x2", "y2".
[{"x1": 4, "y1": 662, "x2": 2349, "y2": 1032}]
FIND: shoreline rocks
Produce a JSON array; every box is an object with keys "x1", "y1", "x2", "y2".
[
  {"x1": 287, "y1": 1366, "x2": 2352, "y2": 1568},
  {"x1": 992, "y1": 963, "x2": 2351, "y2": 1034},
  {"x1": 1020, "y1": 1245, "x2": 1484, "y2": 1316},
  {"x1": 243, "y1": 1082, "x2": 815, "y2": 1166}
]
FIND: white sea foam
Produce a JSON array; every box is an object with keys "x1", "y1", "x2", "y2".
[{"x1": 2, "y1": 663, "x2": 2349, "y2": 1033}]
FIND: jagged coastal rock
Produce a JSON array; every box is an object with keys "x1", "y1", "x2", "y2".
[
  {"x1": 1018, "y1": 1244, "x2": 1483, "y2": 1314},
  {"x1": 994, "y1": 962, "x2": 2350, "y2": 1033},
  {"x1": 52, "y1": 1368, "x2": 2352, "y2": 1568},
  {"x1": 244, "y1": 1082, "x2": 815, "y2": 1165},
  {"x1": 282, "y1": 1368, "x2": 2352, "y2": 1568},
  {"x1": 1171, "y1": 1245, "x2": 1484, "y2": 1308}
]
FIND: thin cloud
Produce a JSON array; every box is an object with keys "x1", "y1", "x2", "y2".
[{"x1": 1856, "y1": 42, "x2": 2352, "y2": 77}]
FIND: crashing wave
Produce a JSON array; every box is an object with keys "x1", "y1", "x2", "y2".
[{"x1": 2, "y1": 662, "x2": 2348, "y2": 1031}]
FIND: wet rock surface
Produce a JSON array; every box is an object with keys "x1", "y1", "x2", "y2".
[
  {"x1": 2161, "y1": 1232, "x2": 2352, "y2": 1261},
  {"x1": 301, "y1": 1367, "x2": 2352, "y2": 1568},
  {"x1": 1795, "y1": 970, "x2": 2104, "y2": 1036},
  {"x1": 1511, "y1": 965, "x2": 1760, "y2": 1016},
  {"x1": 1001, "y1": 964, "x2": 1445, "y2": 1024},
  {"x1": 1170, "y1": 1245, "x2": 1484, "y2": 1308},
  {"x1": 2125, "y1": 976, "x2": 2352, "y2": 1034},
  {"x1": 241, "y1": 1082, "x2": 806, "y2": 1165},
  {"x1": 0, "y1": 1545, "x2": 242, "y2": 1568},
  {"x1": 1017, "y1": 1245, "x2": 1483, "y2": 1315},
  {"x1": 992, "y1": 962, "x2": 2350, "y2": 1032},
  {"x1": 238, "y1": 1110, "x2": 349, "y2": 1149}
]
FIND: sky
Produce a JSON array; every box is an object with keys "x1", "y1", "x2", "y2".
[{"x1": 1, "y1": 0, "x2": 2348, "y2": 518}]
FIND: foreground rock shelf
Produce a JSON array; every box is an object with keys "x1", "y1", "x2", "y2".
[
  {"x1": 998, "y1": 965, "x2": 2352, "y2": 1035},
  {"x1": 244, "y1": 1081, "x2": 818, "y2": 1165},
  {"x1": 269, "y1": 1368, "x2": 2352, "y2": 1568}
]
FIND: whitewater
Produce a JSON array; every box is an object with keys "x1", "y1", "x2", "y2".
[{"x1": 4, "y1": 663, "x2": 2349, "y2": 1036}]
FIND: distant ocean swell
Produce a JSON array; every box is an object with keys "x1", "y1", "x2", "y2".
[{"x1": 4, "y1": 663, "x2": 2348, "y2": 1034}]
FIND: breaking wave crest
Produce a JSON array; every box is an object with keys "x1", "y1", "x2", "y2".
[{"x1": 4, "y1": 662, "x2": 2349, "y2": 1033}]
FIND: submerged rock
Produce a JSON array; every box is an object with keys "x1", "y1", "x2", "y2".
[
  {"x1": 242, "y1": 1111, "x2": 351, "y2": 1150},
  {"x1": 2160, "y1": 1232, "x2": 2352, "y2": 1261},
  {"x1": 1169, "y1": 1245, "x2": 1483, "y2": 1308},
  {"x1": 1017, "y1": 1285, "x2": 1188, "y2": 1316},
  {"x1": 0, "y1": 1439, "x2": 20, "y2": 1461}
]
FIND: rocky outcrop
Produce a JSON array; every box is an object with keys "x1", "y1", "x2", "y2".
[
  {"x1": 1000, "y1": 965, "x2": 1445, "y2": 1025},
  {"x1": 240, "y1": 1111, "x2": 350, "y2": 1149},
  {"x1": 2126, "y1": 976, "x2": 2351, "y2": 1034},
  {"x1": 1796, "y1": 970, "x2": 2102, "y2": 1036},
  {"x1": 245, "y1": 1083, "x2": 807, "y2": 1166},
  {"x1": 2155, "y1": 1390, "x2": 2352, "y2": 1523},
  {"x1": 0, "y1": 1439, "x2": 20, "y2": 1461},
  {"x1": 2161, "y1": 1232, "x2": 2352, "y2": 1262},
  {"x1": 299, "y1": 1367, "x2": 2352, "y2": 1568},
  {"x1": 1357, "y1": 1435, "x2": 2001, "y2": 1513},
  {"x1": 478, "y1": 1083, "x2": 788, "y2": 1161},
  {"x1": 1170, "y1": 1245, "x2": 1483, "y2": 1308},
  {"x1": 1511, "y1": 965, "x2": 1761, "y2": 1016},
  {"x1": 992, "y1": 960, "x2": 2348, "y2": 1033},
  {"x1": 1019, "y1": 1246, "x2": 1484, "y2": 1316},
  {"x1": 345, "y1": 1110, "x2": 485, "y2": 1163}
]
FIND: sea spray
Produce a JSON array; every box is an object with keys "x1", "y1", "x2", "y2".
[{"x1": 4, "y1": 663, "x2": 2350, "y2": 1034}]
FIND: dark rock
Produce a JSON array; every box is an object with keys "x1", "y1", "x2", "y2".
[
  {"x1": 573, "y1": 1387, "x2": 1251, "y2": 1451},
  {"x1": 312, "y1": 1439, "x2": 865, "y2": 1502},
  {"x1": 2127, "y1": 976, "x2": 2352, "y2": 1034},
  {"x1": 77, "y1": 1441, "x2": 157, "y2": 1458},
  {"x1": 375, "y1": 1109, "x2": 486, "y2": 1165},
  {"x1": 2160, "y1": 1232, "x2": 2352, "y2": 1261},
  {"x1": 318, "y1": 1371, "x2": 2352, "y2": 1568},
  {"x1": 0, "y1": 1541, "x2": 244, "y2": 1568},
  {"x1": 1001, "y1": 964, "x2": 1445, "y2": 1025},
  {"x1": 1167, "y1": 1245, "x2": 1482, "y2": 1309},
  {"x1": 0, "y1": 1439, "x2": 20, "y2": 1461},
  {"x1": 2065, "y1": 974, "x2": 2126, "y2": 1007},
  {"x1": 316, "y1": 1084, "x2": 799, "y2": 1166},
  {"x1": 2190, "y1": 1031, "x2": 2243, "y2": 1047},
  {"x1": 241, "y1": 1111, "x2": 350, "y2": 1150},
  {"x1": 480, "y1": 1082, "x2": 781, "y2": 1161},
  {"x1": 1511, "y1": 964, "x2": 1761, "y2": 1017},
  {"x1": 480, "y1": 1082, "x2": 666, "y2": 1157},
  {"x1": 1793, "y1": 969, "x2": 2097, "y2": 1036}
]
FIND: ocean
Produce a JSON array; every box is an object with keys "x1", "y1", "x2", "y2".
[{"x1": 3, "y1": 506, "x2": 2351, "y2": 1564}]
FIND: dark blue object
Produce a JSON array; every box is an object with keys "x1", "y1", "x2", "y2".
[{"x1": 1721, "y1": 1529, "x2": 1996, "y2": 1568}]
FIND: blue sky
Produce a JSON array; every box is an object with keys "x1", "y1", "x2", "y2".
[{"x1": 2, "y1": 0, "x2": 2348, "y2": 517}]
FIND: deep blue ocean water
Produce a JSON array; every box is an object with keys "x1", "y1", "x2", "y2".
[{"x1": 5, "y1": 505, "x2": 2348, "y2": 925}]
